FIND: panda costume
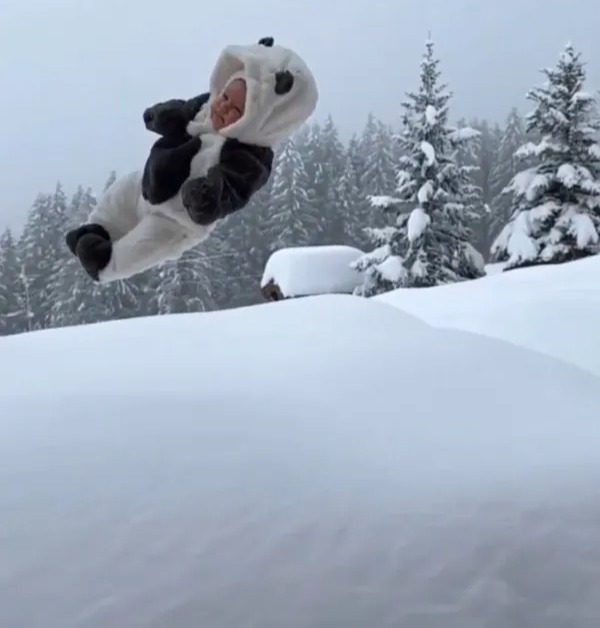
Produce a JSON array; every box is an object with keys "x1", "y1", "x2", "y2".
[{"x1": 65, "y1": 37, "x2": 318, "y2": 283}]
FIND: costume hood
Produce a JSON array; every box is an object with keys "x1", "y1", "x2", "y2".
[{"x1": 189, "y1": 37, "x2": 318, "y2": 147}]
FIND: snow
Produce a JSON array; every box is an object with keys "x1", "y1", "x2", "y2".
[
  {"x1": 499, "y1": 210, "x2": 538, "y2": 264},
  {"x1": 571, "y1": 89, "x2": 594, "y2": 104},
  {"x1": 368, "y1": 193, "x2": 402, "y2": 207},
  {"x1": 449, "y1": 126, "x2": 480, "y2": 142},
  {"x1": 3, "y1": 260, "x2": 600, "y2": 626},
  {"x1": 375, "y1": 254, "x2": 406, "y2": 282},
  {"x1": 416, "y1": 180, "x2": 434, "y2": 205},
  {"x1": 557, "y1": 163, "x2": 579, "y2": 187},
  {"x1": 556, "y1": 163, "x2": 599, "y2": 190},
  {"x1": 420, "y1": 140, "x2": 435, "y2": 165},
  {"x1": 484, "y1": 261, "x2": 506, "y2": 275},
  {"x1": 424, "y1": 104, "x2": 437, "y2": 125},
  {"x1": 377, "y1": 253, "x2": 600, "y2": 378},
  {"x1": 569, "y1": 210, "x2": 599, "y2": 247},
  {"x1": 464, "y1": 241, "x2": 485, "y2": 272},
  {"x1": 260, "y1": 245, "x2": 364, "y2": 297},
  {"x1": 407, "y1": 206, "x2": 430, "y2": 241}
]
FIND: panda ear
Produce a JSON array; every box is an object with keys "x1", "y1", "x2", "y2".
[
  {"x1": 274, "y1": 70, "x2": 294, "y2": 95},
  {"x1": 258, "y1": 36, "x2": 274, "y2": 47}
]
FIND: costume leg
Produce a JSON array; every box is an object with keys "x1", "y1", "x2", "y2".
[
  {"x1": 82, "y1": 211, "x2": 194, "y2": 283},
  {"x1": 88, "y1": 170, "x2": 144, "y2": 238},
  {"x1": 66, "y1": 171, "x2": 143, "y2": 255}
]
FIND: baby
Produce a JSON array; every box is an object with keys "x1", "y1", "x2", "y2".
[
  {"x1": 66, "y1": 37, "x2": 318, "y2": 284},
  {"x1": 139, "y1": 72, "x2": 268, "y2": 225}
]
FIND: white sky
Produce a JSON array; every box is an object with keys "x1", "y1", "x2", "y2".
[{"x1": 0, "y1": 0, "x2": 598, "y2": 233}]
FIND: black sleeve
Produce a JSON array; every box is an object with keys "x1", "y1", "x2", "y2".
[
  {"x1": 143, "y1": 92, "x2": 210, "y2": 137},
  {"x1": 181, "y1": 139, "x2": 274, "y2": 225}
]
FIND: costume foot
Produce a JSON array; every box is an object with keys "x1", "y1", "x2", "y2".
[
  {"x1": 75, "y1": 233, "x2": 112, "y2": 281},
  {"x1": 181, "y1": 177, "x2": 221, "y2": 226},
  {"x1": 66, "y1": 223, "x2": 110, "y2": 255}
]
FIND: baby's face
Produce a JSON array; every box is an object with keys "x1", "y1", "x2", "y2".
[{"x1": 211, "y1": 78, "x2": 246, "y2": 130}]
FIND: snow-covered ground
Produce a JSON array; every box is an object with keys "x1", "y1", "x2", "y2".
[
  {"x1": 379, "y1": 254, "x2": 600, "y2": 378},
  {"x1": 2, "y1": 260, "x2": 600, "y2": 627}
]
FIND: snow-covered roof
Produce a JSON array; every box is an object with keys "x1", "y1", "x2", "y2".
[{"x1": 260, "y1": 245, "x2": 364, "y2": 298}]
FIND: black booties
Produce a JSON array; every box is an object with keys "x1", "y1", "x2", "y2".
[{"x1": 65, "y1": 223, "x2": 112, "y2": 281}]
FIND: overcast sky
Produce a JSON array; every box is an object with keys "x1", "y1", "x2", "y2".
[{"x1": 1, "y1": 0, "x2": 598, "y2": 233}]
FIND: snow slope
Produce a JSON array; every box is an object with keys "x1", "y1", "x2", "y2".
[
  {"x1": 2, "y1": 293, "x2": 600, "y2": 627},
  {"x1": 378, "y1": 254, "x2": 600, "y2": 377}
]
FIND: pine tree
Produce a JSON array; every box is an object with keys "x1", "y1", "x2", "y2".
[
  {"x1": 346, "y1": 133, "x2": 363, "y2": 189},
  {"x1": 357, "y1": 114, "x2": 397, "y2": 195},
  {"x1": 489, "y1": 108, "x2": 527, "y2": 240},
  {"x1": 266, "y1": 136, "x2": 320, "y2": 250},
  {"x1": 219, "y1": 177, "x2": 275, "y2": 308},
  {"x1": 491, "y1": 44, "x2": 600, "y2": 269},
  {"x1": 296, "y1": 116, "x2": 345, "y2": 244},
  {"x1": 153, "y1": 237, "x2": 222, "y2": 315},
  {"x1": 356, "y1": 114, "x2": 398, "y2": 230},
  {"x1": 18, "y1": 183, "x2": 69, "y2": 329},
  {"x1": 354, "y1": 39, "x2": 484, "y2": 295},
  {"x1": 336, "y1": 151, "x2": 368, "y2": 249},
  {"x1": 458, "y1": 118, "x2": 502, "y2": 258},
  {"x1": 312, "y1": 115, "x2": 347, "y2": 243},
  {"x1": 291, "y1": 123, "x2": 312, "y2": 154},
  {"x1": 0, "y1": 228, "x2": 27, "y2": 335}
]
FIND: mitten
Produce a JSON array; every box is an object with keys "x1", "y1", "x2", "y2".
[
  {"x1": 181, "y1": 174, "x2": 223, "y2": 226},
  {"x1": 143, "y1": 99, "x2": 190, "y2": 136}
]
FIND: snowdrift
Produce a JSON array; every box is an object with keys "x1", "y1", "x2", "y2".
[
  {"x1": 2, "y1": 293, "x2": 600, "y2": 627},
  {"x1": 379, "y1": 254, "x2": 600, "y2": 377}
]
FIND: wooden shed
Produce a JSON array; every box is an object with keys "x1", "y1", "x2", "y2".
[{"x1": 260, "y1": 245, "x2": 365, "y2": 302}]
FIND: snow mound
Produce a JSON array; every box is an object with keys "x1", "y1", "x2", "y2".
[
  {"x1": 484, "y1": 261, "x2": 506, "y2": 275},
  {"x1": 378, "y1": 254, "x2": 600, "y2": 377},
  {"x1": 260, "y1": 245, "x2": 363, "y2": 298},
  {"x1": 2, "y1": 294, "x2": 600, "y2": 627}
]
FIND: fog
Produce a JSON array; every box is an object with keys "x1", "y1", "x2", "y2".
[{"x1": 1, "y1": 0, "x2": 598, "y2": 232}]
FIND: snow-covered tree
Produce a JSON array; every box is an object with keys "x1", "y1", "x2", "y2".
[
  {"x1": 0, "y1": 228, "x2": 27, "y2": 335},
  {"x1": 215, "y1": 173, "x2": 275, "y2": 308},
  {"x1": 491, "y1": 44, "x2": 600, "y2": 269},
  {"x1": 266, "y1": 136, "x2": 320, "y2": 250},
  {"x1": 299, "y1": 118, "x2": 346, "y2": 244},
  {"x1": 456, "y1": 118, "x2": 502, "y2": 257},
  {"x1": 346, "y1": 133, "x2": 363, "y2": 190},
  {"x1": 354, "y1": 39, "x2": 485, "y2": 295},
  {"x1": 336, "y1": 150, "x2": 367, "y2": 248},
  {"x1": 153, "y1": 240, "x2": 222, "y2": 315},
  {"x1": 19, "y1": 183, "x2": 69, "y2": 329},
  {"x1": 356, "y1": 114, "x2": 398, "y2": 231},
  {"x1": 489, "y1": 108, "x2": 527, "y2": 239},
  {"x1": 357, "y1": 114, "x2": 398, "y2": 196}
]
